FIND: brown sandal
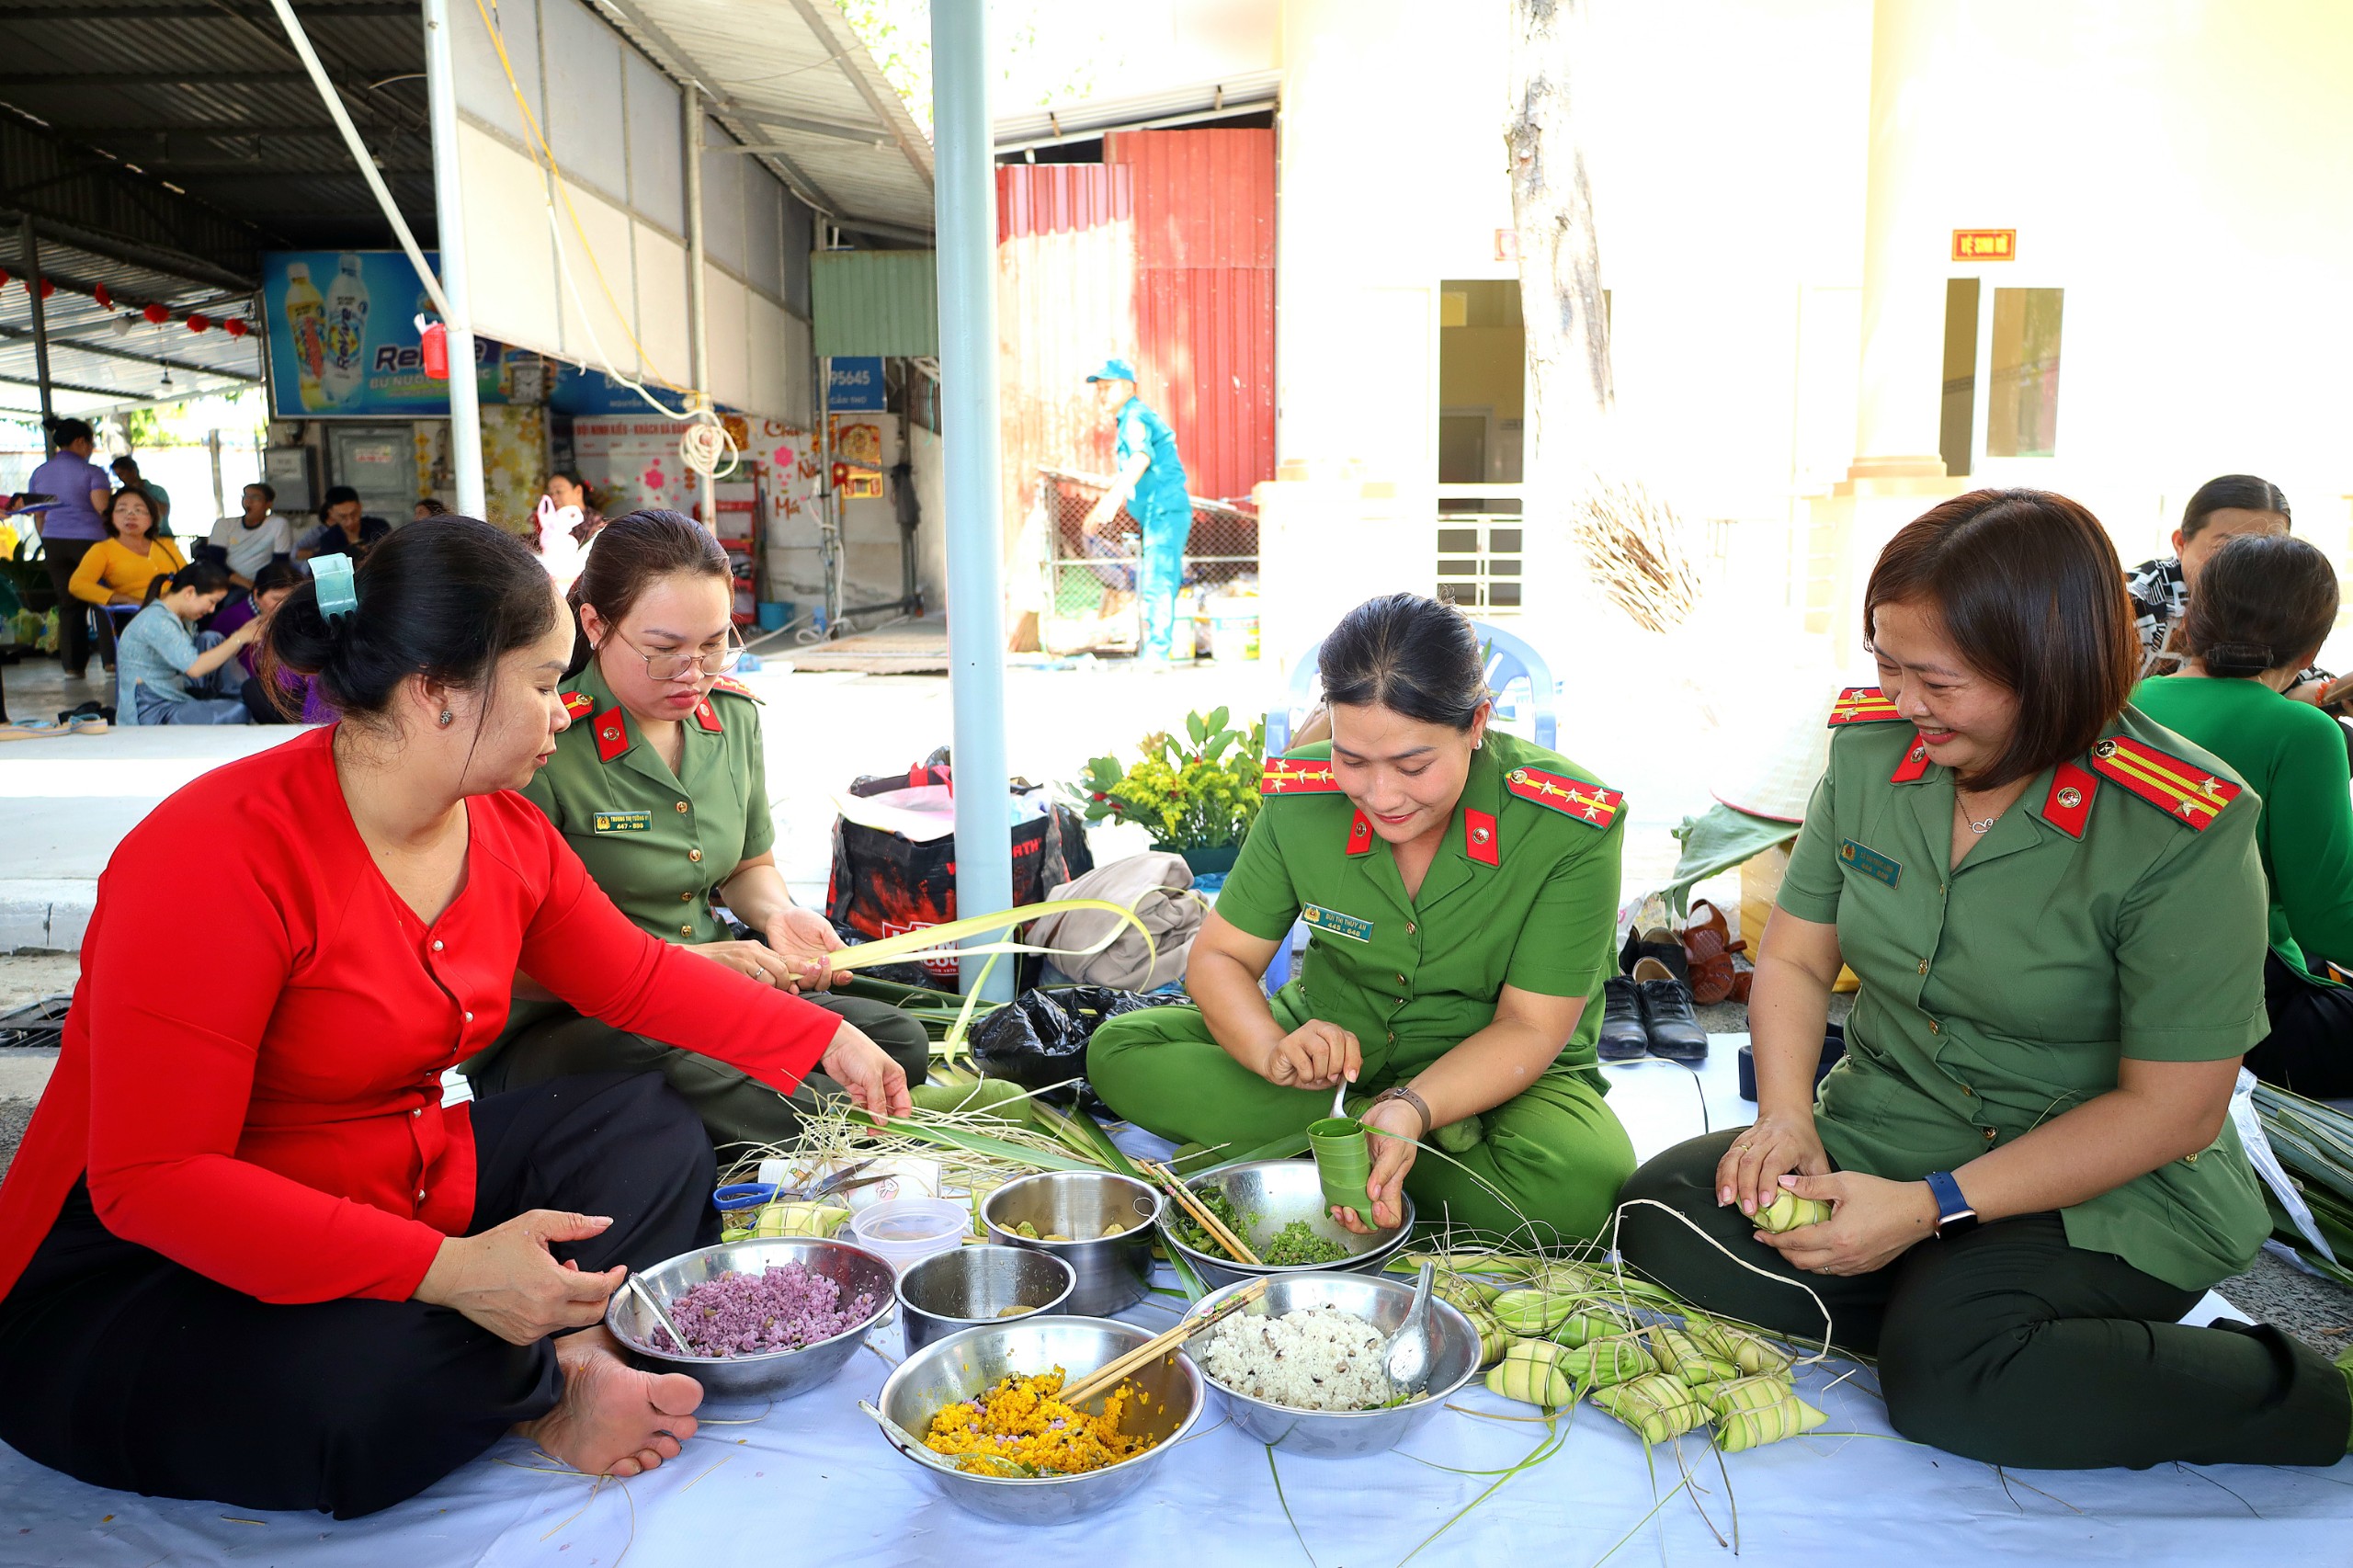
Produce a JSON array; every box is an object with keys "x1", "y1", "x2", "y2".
[{"x1": 1680, "y1": 900, "x2": 1747, "y2": 1006}]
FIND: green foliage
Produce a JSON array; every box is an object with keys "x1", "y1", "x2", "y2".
[{"x1": 1074, "y1": 706, "x2": 1265, "y2": 852}]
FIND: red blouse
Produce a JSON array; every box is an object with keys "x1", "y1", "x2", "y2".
[{"x1": 0, "y1": 726, "x2": 839, "y2": 1305}]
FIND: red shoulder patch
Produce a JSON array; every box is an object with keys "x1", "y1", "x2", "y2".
[
  {"x1": 560, "y1": 691, "x2": 595, "y2": 721},
  {"x1": 1890, "y1": 737, "x2": 1932, "y2": 783},
  {"x1": 2086, "y1": 736, "x2": 2240, "y2": 831},
  {"x1": 691, "y1": 695, "x2": 723, "y2": 733},
  {"x1": 708, "y1": 676, "x2": 762, "y2": 703},
  {"x1": 2040, "y1": 760, "x2": 2099, "y2": 839},
  {"x1": 1505, "y1": 766, "x2": 1621, "y2": 829},
  {"x1": 1463, "y1": 808, "x2": 1499, "y2": 866},
  {"x1": 593, "y1": 706, "x2": 630, "y2": 764},
  {"x1": 1346, "y1": 810, "x2": 1375, "y2": 856},
  {"x1": 1262, "y1": 758, "x2": 1342, "y2": 796},
  {"x1": 1829, "y1": 686, "x2": 1904, "y2": 725}
]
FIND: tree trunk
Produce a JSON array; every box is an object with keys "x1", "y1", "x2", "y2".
[{"x1": 1506, "y1": 0, "x2": 1612, "y2": 483}]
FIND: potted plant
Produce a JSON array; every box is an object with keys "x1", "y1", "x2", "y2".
[{"x1": 1074, "y1": 706, "x2": 1265, "y2": 876}]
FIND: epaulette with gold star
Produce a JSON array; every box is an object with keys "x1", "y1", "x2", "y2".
[
  {"x1": 2086, "y1": 736, "x2": 2241, "y2": 831},
  {"x1": 1505, "y1": 766, "x2": 1622, "y2": 829},
  {"x1": 709, "y1": 676, "x2": 763, "y2": 703},
  {"x1": 560, "y1": 691, "x2": 595, "y2": 720},
  {"x1": 1261, "y1": 758, "x2": 1342, "y2": 796},
  {"x1": 1828, "y1": 687, "x2": 1904, "y2": 725}
]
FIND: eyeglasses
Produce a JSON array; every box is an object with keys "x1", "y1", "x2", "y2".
[{"x1": 612, "y1": 626, "x2": 745, "y2": 683}]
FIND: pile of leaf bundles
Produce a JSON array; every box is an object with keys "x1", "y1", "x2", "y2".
[
  {"x1": 1590, "y1": 1374, "x2": 1709, "y2": 1443},
  {"x1": 1646, "y1": 1324, "x2": 1738, "y2": 1385}
]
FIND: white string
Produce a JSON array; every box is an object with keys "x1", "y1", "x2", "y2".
[{"x1": 1606, "y1": 1197, "x2": 1836, "y2": 1367}]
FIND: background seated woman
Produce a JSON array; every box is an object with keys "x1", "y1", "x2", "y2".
[
  {"x1": 1087, "y1": 593, "x2": 1636, "y2": 1244},
  {"x1": 2133, "y1": 533, "x2": 2353, "y2": 1097},
  {"x1": 1620, "y1": 489, "x2": 2350, "y2": 1471},
  {"x1": 0, "y1": 517, "x2": 910, "y2": 1518},
  {"x1": 115, "y1": 559, "x2": 257, "y2": 726},
  {"x1": 67, "y1": 487, "x2": 184, "y2": 618},
  {"x1": 462, "y1": 509, "x2": 931, "y2": 1151}
]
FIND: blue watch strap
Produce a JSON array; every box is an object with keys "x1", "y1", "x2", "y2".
[{"x1": 1924, "y1": 1169, "x2": 1976, "y2": 1233}]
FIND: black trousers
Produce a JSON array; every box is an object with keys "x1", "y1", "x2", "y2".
[
  {"x1": 39, "y1": 538, "x2": 115, "y2": 675},
  {"x1": 0, "y1": 1072, "x2": 715, "y2": 1518},
  {"x1": 2246, "y1": 950, "x2": 2353, "y2": 1098},
  {"x1": 1619, "y1": 1129, "x2": 2348, "y2": 1470}
]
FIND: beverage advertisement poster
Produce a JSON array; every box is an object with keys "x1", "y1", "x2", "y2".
[{"x1": 260, "y1": 251, "x2": 509, "y2": 419}]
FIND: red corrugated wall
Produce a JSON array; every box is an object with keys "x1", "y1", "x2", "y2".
[{"x1": 1107, "y1": 128, "x2": 1277, "y2": 505}]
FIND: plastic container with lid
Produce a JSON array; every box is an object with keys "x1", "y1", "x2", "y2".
[{"x1": 848, "y1": 1197, "x2": 970, "y2": 1276}]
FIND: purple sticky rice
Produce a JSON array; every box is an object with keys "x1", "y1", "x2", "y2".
[{"x1": 646, "y1": 1263, "x2": 878, "y2": 1358}]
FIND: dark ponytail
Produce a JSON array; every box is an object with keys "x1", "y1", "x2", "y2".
[
  {"x1": 260, "y1": 516, "x2": 557, "y2": 722},
  {"x1": 1318, "y1": 592, "x2": 1489, "y2": 731},
  {"x1": 2180, "y1": 533, "x2": 2337, "y2": 680},
  {"x1": 144, "y1": 559, "x2": 232, "y2": 607},
  {"x1": 563, "y1": 507, "x2": 729, "y2": 676}
]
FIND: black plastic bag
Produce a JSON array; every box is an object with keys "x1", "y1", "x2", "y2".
[{"x1": 970, "y1": 986, "x2": 1184, "y2": 1112}]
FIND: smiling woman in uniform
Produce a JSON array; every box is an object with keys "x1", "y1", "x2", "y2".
[
  {"x1": 1086, "y1": 592, "x2": 1636, "y2": 1244},
  {"x1": 461, "y1": 509, "x2": 932, "y2": 1148}
]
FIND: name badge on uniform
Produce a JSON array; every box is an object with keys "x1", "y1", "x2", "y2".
[
  {"x1": 1838, "y1": 838, "x2": 1900, "y2": 889},
  {"x1": 592, "y1": 811, "x2": 654, "y2": 835},
  {"x1": 1301, "y1": 903, "x2": 1375, "y2": 943}
]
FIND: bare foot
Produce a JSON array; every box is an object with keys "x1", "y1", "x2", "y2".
[{"x1": 517, "y1": 1326, "x2": 703, "y2": 1477}]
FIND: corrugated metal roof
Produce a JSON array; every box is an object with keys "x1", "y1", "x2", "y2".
[
  {"x1": 0, "y1": 228, "x2": 259, "y2": 415},
  {"x1": 810, "y1": 249, "x2": 936, "y2": 358},
  {"x1": 994, "y1": 69, "x2": 1282, "y2": 152}
]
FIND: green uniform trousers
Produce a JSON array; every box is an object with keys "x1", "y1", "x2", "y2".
[
  {"x1": 1086, "y1": 994, "x2": 1634, "y2": 1245},
  {"x1": 1620, "y1": 1129, "x2": 2350, "y2": 1469},
  {"x1": 464, "y1": 990, "x2": 931, "y2": 1156}
]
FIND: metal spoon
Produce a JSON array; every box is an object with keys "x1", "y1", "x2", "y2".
[
  {"x1": 1329, "y1": 1075, "x2": 1350, "y2": 1119},
  {"x1": 1382, "y1": 1261, "x2": 1437, "y2": 1398},
  {"x1": 626, "y1": 1274, "x2": 693, "y2": 1356},
  {"x1": 858, "y1": 1402, "x2": 1033, "y2": 1478}
]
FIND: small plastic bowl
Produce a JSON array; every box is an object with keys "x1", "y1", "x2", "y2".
[{"x1": 849, "y1": 1197, "x2": 971, "y2": 1276}]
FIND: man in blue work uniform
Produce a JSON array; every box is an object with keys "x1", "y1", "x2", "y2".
[{"x1": 1081, "y1": 358, "x2": 1191, "y2": 660}]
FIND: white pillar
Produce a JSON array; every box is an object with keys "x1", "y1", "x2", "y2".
[
  {"x1": 684, "y1": 87, "x2": 716, "y2": 531},
  {"x1": 932, "y1": 0, "x2": 1014, "y2": 1000},
  {"x1": 421, "y1": 0, "x2": 485, "y2": 518},
  {"x1": 1851, "y1": 0, "x2": 1954, "y2": 478}
]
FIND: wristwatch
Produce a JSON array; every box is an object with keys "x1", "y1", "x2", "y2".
[
  {"x1": 1923, "y1": 1170, "x2": 1978, "y2": 1238},
  {"x1": 1370, "y1": 1085, "x2": 1432, "y2": 1142}
]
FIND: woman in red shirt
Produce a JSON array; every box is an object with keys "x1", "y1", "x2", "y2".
[{"x1": 0, "y1": 517, "x2": 913, "y2": 1517}]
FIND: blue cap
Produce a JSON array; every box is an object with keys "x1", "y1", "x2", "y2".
[{"x1": 1086, "y1": 358, "x2": 1138, "y2": 384}]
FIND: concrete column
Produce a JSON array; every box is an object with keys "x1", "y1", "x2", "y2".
[
  {"x1": 422, "y1": 0, "x2": 486, "y2": 518},
  {"x1": 685, "y1": 88, "x2": 716, "y2": 532},
  {"x1": 19, "y1": 220, "x2": 52, "y2": 448},
  {"x1": 932, "y1": 0, "x2": 1014, "y2": 1001}
]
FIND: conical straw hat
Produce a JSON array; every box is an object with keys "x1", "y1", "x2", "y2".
[{"x1": 1711, "y1": 688, "x2": 1841, "y2": 824}]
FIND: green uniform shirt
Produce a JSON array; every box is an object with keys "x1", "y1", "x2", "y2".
[
  {"x1": 519, "y1": 657, "x2": 772, "y2": 943},
  {"x1": 1782, "y1": 696, "x2": 2272, "y2": 1291},
  {"x1": 2131, "y1": 674, "x2": 2353, "y2": 986},
  {"x1": 1213, "y1": 730, "x2": 1625, "y2": 1088}
]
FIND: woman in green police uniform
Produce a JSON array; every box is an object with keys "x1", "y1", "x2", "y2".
[
  {"x1": 1087, "y1": 593, "x2": 1636, "y2": 1243},
  {"x1": 462, "y1": 510, "x2": 931, "y2": 1146},
  {"x1": 1620, "y1": 489, "x2": 2353, "y2": 1470}
]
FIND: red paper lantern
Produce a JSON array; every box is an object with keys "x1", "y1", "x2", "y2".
[
  {"x1": 0, "y1": 268, "x2": 11, "y2": 290},
  {"x1": 37, "y1": 278, "x2": 52, "y2": 299},
  {"x1": 186, "y1": 313, "x2": 210, "y2": 333},
  {"x1": 223, "y1": 318, "x2": 249, "y2": 338},
  {"x1": 142, "y1": 302, "x2": 168, "y2": 324},
  {"x1": 92, "y1": 283, "x2": 111, "y2": 309}
]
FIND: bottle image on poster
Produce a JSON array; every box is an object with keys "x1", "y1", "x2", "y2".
[
  {"x1": 322, "y1": 254, "x2": 370, "y2": 406},
  {"x1": 285, "y1": 263, "x2": 327, "y2": 412}
]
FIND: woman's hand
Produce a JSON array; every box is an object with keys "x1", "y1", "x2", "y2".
[
  {"x1": 820, "y1": 1021, "x2": 913, "y2": 1126},
  {"x1": 1256, "y1": 1018, "x2": 1359, "y2": 1091},
  {"x1": 1717, "y1": 1111, "x2": 1831, "y2": 1217},
  {"x1": 698, "y1": 939, "x2": 815, "y2": 989},
  {"x1": 223, "y1": 619, "x2": 262, "y2": 650},
  {"x1": 764, "y1": 906, "x2": 847, "y2": 992},
  {"x1": 414, "y1": 1210, "x2": 624, "y2": 1345},
  {"x1": 1752, "y1": 1171, "x2": 1938, "y2": 1277},
  {"x1": 1335, "y1": 1098, "x2": 1418, "y2": 1234}
]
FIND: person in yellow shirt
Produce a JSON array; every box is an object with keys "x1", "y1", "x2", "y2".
[{"x1": 67, "y1": 490, "x2": 185, "y2": 611}]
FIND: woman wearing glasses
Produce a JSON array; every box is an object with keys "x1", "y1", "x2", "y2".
[{"x1": 462, "y1": 509, "x2": 931, "y2": 1147}]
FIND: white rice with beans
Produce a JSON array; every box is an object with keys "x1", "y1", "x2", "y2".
[{"x1": 1198, "y1": 1306, "x2": 1396, "y2": 1411}]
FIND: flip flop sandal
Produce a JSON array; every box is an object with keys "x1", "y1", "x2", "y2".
[
  {"x1": 1679, "y1": 899, "x2": 1748, "y2": 1006},
  {"x1": 0, "y1": 718, "x2": 67, "y2": 741},
  {"x1": 66, "y1": 714, "x2": 109, "y2": 734}
]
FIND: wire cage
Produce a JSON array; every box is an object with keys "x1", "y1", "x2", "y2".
[{"x1": 1033, "y1": 466, "x2": 1258, "y2": 653}]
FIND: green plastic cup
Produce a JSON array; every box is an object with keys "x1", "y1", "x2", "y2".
[{"x1": 1306, "y1": 1116, "x2": 1373, "y2": 1222}]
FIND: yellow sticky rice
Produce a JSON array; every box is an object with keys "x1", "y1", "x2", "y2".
[{"x1": 921, "y1": 1368, "x2": 1157, "y2": 1476}]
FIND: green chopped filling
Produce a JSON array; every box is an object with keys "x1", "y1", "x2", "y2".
[{"x1": 1170, "y1": 1188, "x2": 1348, "y2": 1266}]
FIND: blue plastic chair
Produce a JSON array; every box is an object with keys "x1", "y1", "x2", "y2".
[{"x1": 1256, "y1": 619, "x2": 1559, "y2": 994}]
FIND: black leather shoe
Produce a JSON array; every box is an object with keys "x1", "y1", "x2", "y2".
[
  {"x1": 1632, "y1": 956, "x2": 1708, "y2": 1062},
  {"x1": 1598, "y1": 975, "x2": 1649, "y2": 1061}
]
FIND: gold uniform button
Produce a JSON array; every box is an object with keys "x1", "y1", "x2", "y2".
[
  {"x1": 1917, "y1": 959, "x2": 1929, "y2": 975},
  {"x1": 680, "y1": 924, "x2": 695, "y2": 937},
  {"x1": 1395, "y1": 973, "x2": 1407, "y2": 986},
  {"x1": 1405, "y1": 922, "x2": 1415, "y2": 936},
  {"x1": 1982, "y1": 1128, "x2": 1997, "y2": 1143},
  {"x1": 681, "y1": 891, "x2": 694, "y2": 902},
  {"x1": 676, "y1": 801, "x2": 690, "y2": 813},
  {"x1": 689, "y1": 848, "x2": 703, "y2": 862}
]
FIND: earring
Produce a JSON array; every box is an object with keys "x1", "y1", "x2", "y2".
[{"x1": 438, "y1": 709, "x2": 454, "y2": 727}]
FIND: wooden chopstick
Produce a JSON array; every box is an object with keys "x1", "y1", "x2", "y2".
[
  {"x1": 1060, "y1": 1277, "x2": 1270, "y2": 1408},
  {"x1": 1141, "y1": 1159, "x2": 1263, "y2": 1266}
]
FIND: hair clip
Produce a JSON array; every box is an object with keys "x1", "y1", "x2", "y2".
[{"x1": 311, "y1": 553, "x2": 359, "y2": 626}]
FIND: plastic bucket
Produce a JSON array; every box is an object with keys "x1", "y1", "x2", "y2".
[
  {"x1": 756, "y1": 600, "x2": 790, "y2": 631},
  {"x1": 1206, "y1": 596, "x2": 1259, "y2": 661}
]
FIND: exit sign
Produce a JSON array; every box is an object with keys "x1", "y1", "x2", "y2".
[{"x1": 1951, "y1": 229, "x2": 2017, "y2": 262}]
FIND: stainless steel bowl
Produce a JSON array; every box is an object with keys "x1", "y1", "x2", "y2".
[
  {"x1": 1161, "y1": 1158, "x2": 1415, "y2": 1289},
  {"x1": 874, "y1": 1314, "x2": 1202, "y2": 1524},
  {"x1": 894, "y1": 1244, "x2": 1077, "y2": 1352},
  {"x1": 1183, "y1": 1270, "x2": 1480, "y2": 1457},
  {"x1": 605, "y1": 1237, "x2": 895, "y2": 1407},
  {"x1": 982, "y1": 1171, "x2": 1162, "y2": 1314}
]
